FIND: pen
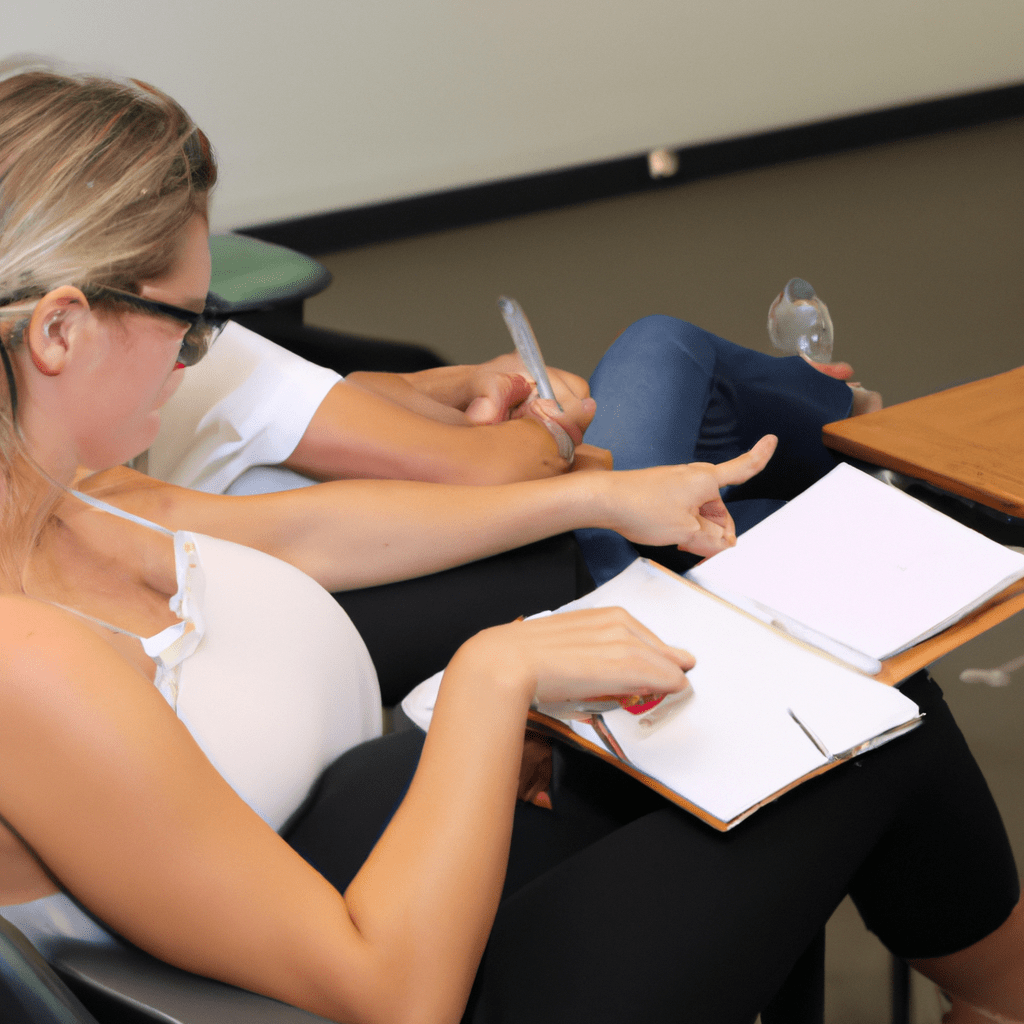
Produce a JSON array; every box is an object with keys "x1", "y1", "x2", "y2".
[
  {"x1": 588, "y1": 713, "x2": 636, "y2": 767},
  {"x1": 497, "y1": 296, "x2": 562, "y2": 410},
  {"x1": 787, "y1": 708, "x2": 834, "y2": 761}
]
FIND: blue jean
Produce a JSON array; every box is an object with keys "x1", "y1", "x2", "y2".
[{"x1": 576, "y1": 316, "x2": 854, "y2": 584}]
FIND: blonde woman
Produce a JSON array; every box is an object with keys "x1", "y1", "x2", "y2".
[{"x1": 0, "y1": 67, "x2": 1021, "y2": 1024}]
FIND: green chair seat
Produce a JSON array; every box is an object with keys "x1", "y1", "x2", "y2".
[{"x1": 208, "y1": 234, "x2": 332, "y2": 315}]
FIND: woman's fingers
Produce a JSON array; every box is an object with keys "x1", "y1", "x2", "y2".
[
  {"x1": 463, "y1": 372, "x2": 533, "y2": 424},
  {"x1": 710, "y1": 434, "x2": 777, "y2": 488},
  {"x1": 453, "y1": 609, "x2": 694, "y2": 718},
  {"x1": 803, "y1": 356, "x2": 854, "y2": 380},
  {"x1": 596, "y1": 606, "x2": 695, "y2": 673},
  {"x1": 696, "y1": 496, "x2": 734, "y2": 531},
  {"x1": 515, "y1": 395, "x2": 596, "y2": 447},
  {"x1": 681, "y1": 497, "x2": 737, "y2": 557},
  {"x1": 547, "y1": 367, "x2": 596, "y2": 432},
  {"x1": 516, "y1": 607, "x2": 695, "y2": 704}
]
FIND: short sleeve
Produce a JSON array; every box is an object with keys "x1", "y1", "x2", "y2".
[{"x1": 139, "y1": 321, "x2": 342, "y2": 494}]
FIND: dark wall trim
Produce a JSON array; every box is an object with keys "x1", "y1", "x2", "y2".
[{"x1": 240, "y1": 82, "x2": 1024, "y2": 256}]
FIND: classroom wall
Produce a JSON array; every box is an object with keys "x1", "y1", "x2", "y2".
[{"x1": 6, "y1": 0, "x2": 1024, "y2": 231}]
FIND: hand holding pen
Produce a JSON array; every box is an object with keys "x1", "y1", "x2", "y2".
[
  {"x1": 498, "y1": 297, "x2": 562, "y2": 407},
  {"x1": 497, "y1": 296, "x2": 610, "y2": 470}
]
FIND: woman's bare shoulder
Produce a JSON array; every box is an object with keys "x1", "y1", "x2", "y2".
[
  {"x1": 0, "y1": 592, "x2": 78, "y2": 647},
  {"x1": 0, "y1": 595, "x2": 116, "y2": 680},
  {"x1": 76, "y1": 464, "x2": 181, "y2": 506},
  {"x1": 0, "y1": 596, "x2": 156, "y2": 710}
]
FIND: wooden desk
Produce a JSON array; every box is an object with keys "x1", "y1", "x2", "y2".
[{"x1": 822, "y1": 365, "x2": 1024, "y2": 518}]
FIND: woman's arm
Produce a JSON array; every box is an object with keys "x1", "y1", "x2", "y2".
[
  {"x1": 344, "y1": 357, "x2": 592, "y2": 426},
  {"x1": 0, "y1": 597, "x2": 690, "y2": 1024},
  {"x1": 105, "y1": 436, "x2": 777, "y2": 593},
  {"x1": 283, "y1": 379, "x2": 581, "y2": 486},
  {"x1": 286, "y1": 358, "x2": 599, "y2": 486}
]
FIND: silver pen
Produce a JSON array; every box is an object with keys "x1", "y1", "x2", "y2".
[
  {"x1": 497, "y1": 296, "x2": 562, "y2": 410},
  {"x1": 787, "y1": 708, "x2": 834, "y2": 761}
]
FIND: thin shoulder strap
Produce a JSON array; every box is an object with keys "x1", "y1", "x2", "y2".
[
  {"x1": 69, "y1": 489, "x2": 174, "y2": 537},
  {"x1": 46, "y1": 600, "x2": 146, "y2": 640}
]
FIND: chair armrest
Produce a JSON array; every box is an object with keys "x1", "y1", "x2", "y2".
[
  {"x1": 41, "y1": 935, "x2": 332, "y2": 1024},
  {"x1": 0, "y1": 917, "x2": 101, "y2": 1024}
]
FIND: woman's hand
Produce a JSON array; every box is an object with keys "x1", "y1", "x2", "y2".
[
  {"x1": 593, "y1": 434, "x2": 777, "y2": 558},
  {"x1": 801, "y1": 355, "x2": 883, "y2": 415},
  {"x1": 465, "y1": 355, "x2": 594, "y2": 426},
  {"x1": 464, "y1": 356, "x2": 598, "y2": 462},
  {"x1": 446, "y1": 608, "x2": 693, "y2": 811},
  {"x1": 452, "y1": 606, "x2": 695, "y2": 709}
]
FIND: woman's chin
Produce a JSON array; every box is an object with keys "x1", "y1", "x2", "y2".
[{"x1": 87, "y1": 414, "x2": 161, "y2": 472}]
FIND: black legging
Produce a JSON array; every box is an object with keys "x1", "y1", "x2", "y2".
[{"x1": 285, "y1": 672, "x2": 1019, "y2": 1024}]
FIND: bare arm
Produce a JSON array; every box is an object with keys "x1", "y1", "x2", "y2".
[
  {"x1": 344, "y1": 357, "x2": 592, "y2": 426},
  {"x1": 0, "y1": 596, "x2": 690, "y2": 1024},
  {"x1": 284, "y1": 379, "x2": 578, "y2": 486},
  {"x1": 286, "y1": 358, "x2": 602, "y2": 486},
  {"x1": 96, "y1": 436, "x2": 777, "y2": 593}
]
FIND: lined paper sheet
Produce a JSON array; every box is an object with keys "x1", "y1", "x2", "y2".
[{"x1": 687, "y1": 463, "x2": 1024, "y2": 661}]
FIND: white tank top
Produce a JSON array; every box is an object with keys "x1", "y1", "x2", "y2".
[{"x1": 2, "y1": 491, "x2": 382, "y2": 949}]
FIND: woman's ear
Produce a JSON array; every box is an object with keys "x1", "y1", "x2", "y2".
[{"x1": 25, "y1": 287, "x2": 91, "y2": 376}]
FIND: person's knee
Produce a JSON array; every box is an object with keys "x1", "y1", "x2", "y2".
[
  {"x1": 609, "y1": 315, "x2": 720, "y2": 367},
  {"x1": 590, "y1": 316, "x2": 719, "y2": 396}
]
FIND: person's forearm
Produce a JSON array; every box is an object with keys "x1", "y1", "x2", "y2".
[
  {"x1": 285, "y1": 380, "x2": 572, "y2": 486},
  {"x1": 342, "y1": 645, "x2": 531, "y2": 1023},
  {"x1": 343, "y1": 369, "x2": 474, "y2": 425},
  {"x1": 105, "y1": 437, "x2": 773, "y2": 597},
  {"x1": 342, "y1": 606, "x2": 692, "y2": 1024},
  {"x1": 167, "y1": 443, "x2": 771, "y2": 593},
  {"x1": 222, "y1": 472, "x2": 605, "y2": 592},
  {"x1": 0, "y1": 597, "x2": 533, "y2": 1024}
]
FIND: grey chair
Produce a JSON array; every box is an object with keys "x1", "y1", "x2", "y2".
[
  {"x1": 0, "y1": 917, "x2": 99, "y2": 1024},
  {"x1": 23, "y1": 926, "x2": 330, "y2": 1024}
]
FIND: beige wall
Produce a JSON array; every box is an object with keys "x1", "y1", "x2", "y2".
[{"x1": 6, "y1": 1, "x2": 1024, "y2": 230}]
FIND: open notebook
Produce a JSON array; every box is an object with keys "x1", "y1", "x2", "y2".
[
  {"x1": 402, "y1": 464, "x2": 1024, "y2": 831},
  {"x1": 686, "y1": 462, "x2": 1024, "y2": 667},
  {"x1": 402, "y1": 559, "x2": 923, "y2": 830}
]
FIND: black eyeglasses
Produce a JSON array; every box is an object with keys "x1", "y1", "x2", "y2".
[{"x1": 82, "y1": 285, "x2": 227, "y2": 366}]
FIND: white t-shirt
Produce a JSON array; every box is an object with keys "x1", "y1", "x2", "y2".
[{"x1": 136, "y1": 320, "x2": 341, "y2": 495}]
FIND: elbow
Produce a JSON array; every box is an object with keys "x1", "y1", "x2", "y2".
[
  {"x1": 292, "y1": 934, "x2": 475, "y2": 1024},
  {"x1": 312, "y1": 969, "x2": 470, "y2": 1024}
]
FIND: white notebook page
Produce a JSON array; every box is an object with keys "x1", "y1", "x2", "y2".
[{"x1": 687, "y1": 463, "x2": 1024, "y2": 661}]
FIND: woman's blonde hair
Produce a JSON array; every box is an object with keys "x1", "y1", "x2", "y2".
[{"x1": 0, "y1": 61, "x2": 217, "y2": 586}]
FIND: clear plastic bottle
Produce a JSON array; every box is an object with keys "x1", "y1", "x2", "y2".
[{"x1": 767, "y1": 277, "x2": 834, "y2": 363}]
